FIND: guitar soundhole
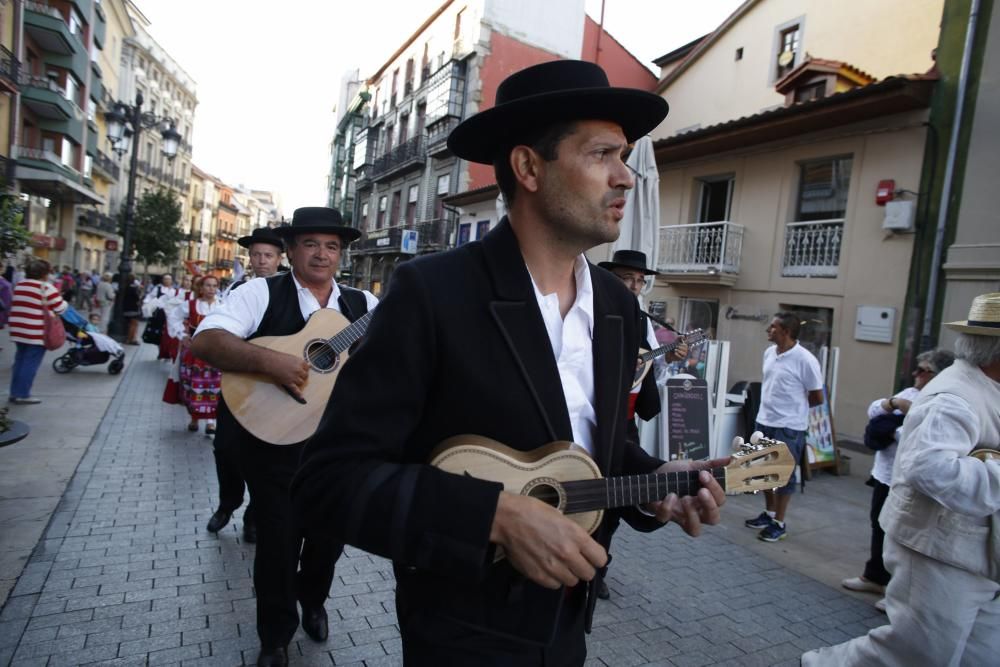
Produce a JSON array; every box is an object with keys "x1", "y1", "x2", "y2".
[
  {"x1": 304, "y1": 340, "x2": 340, "y2": 374},
  {"x1": 523, "y1": 478, "x2": 566, "y2": 512}
]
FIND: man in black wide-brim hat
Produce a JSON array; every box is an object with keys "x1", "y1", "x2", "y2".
[{"x1": 293, "y1": 60, "x2": 727, "y2": 665}]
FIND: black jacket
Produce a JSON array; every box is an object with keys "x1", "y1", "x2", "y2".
[{"x1": 293, "y1": 218, "x2": 665, "y2": 645}]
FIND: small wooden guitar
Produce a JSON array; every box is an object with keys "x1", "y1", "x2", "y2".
[
  {"x1": 430, "y1": 431, "x2": 794, "y2": 550},
  {"x1": 220, "y1": 308, "x2": 372, "y2": 444},
  {"x1": 632, "y1": 329, "x2": 709, "y2": 389}
]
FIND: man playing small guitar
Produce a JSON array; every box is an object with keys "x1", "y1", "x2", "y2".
[
  {"x1": 292, "y1": 61, "x2": 727, "y2": 666},
  {"x1": 191, "y1": 208, "x2": 378, "y2": 667}
]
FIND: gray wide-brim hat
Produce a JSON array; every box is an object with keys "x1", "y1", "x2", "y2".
[
  {"x1": 945, "y1": 292, "x2": 1000, "y2": 336},
  {"x1": 447, "y1": 60, "x2": 669, "y2": 165}
]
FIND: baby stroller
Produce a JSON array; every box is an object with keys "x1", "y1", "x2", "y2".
[{"x1": 52, "y1": 306, "x2": 126, "y2": 375}]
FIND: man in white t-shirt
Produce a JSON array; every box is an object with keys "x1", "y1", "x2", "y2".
[{"x1": 744, "y1": 311, "x2": 824, "y2": 542}]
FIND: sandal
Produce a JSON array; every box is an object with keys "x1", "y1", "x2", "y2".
[{"x1": 187, "y1": 422, "x2": 199, "y2": 432}]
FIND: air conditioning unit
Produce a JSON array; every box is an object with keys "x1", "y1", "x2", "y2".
[{"x1": 882, "y1": 200, "x2": 915, "y2": 232}]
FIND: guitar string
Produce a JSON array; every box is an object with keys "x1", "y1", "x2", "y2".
[
  {"x1": 530, "y1": 469, "x2": 728, "y2": 513},
  {"x1": 304, "y1": 312, "x2": 374, "y2": 367}
]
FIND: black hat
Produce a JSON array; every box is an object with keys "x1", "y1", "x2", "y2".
[
  {"x1": 447, "y1": 60, "x2": 669, "y2": 165},
  {"x1": 598, "y1": 249, "x2": 659, "y2": 276},
  {"x1": 237, "y1": 226, "x2": 284, "y2": 250},
  {"x1": 272, "y1": 207, "x2": 362, "y2": 244}
]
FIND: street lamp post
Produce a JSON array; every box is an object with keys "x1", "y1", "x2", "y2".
[{"x1": 104, "y1": 92, "x2": 182, "y2": 341}]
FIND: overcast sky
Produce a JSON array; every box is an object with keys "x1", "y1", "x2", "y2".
[{"x1": 137, "y1": 0, "x2": 743, "y2": 215}]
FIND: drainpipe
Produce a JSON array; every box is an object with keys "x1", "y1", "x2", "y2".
[{"x1": 920, "y1": 0, "x2": 981, "y2": 351}]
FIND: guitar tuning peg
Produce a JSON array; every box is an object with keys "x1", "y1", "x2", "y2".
[
  {"x1": 731, "y1": 436, "x2": 744, "y2": 452},
  {"x1": 750, "y1": 431, "x2": 764, "y2": 445}
]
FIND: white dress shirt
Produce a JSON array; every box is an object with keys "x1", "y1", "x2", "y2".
[
  {"x1": 193, "y1": 272, "x2": 379, "y2": 340},
  {"x1": 868, "y1": 386, "x2": 920, "y2": 485},
  {"x1": 528, "y1": 255, "x2": 597, "y2": 456}
]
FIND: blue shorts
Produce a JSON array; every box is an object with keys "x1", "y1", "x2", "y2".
[{"x1": 756, "y1": 423, "x2": 805, "y2": 495}]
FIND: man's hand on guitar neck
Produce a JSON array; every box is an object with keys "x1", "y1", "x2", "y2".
[
  {"x1": 490, "y1": 492, "x2": 607, "y2": 590},
  {"x1": 669, "y1": 340, "x2": 688, "y2": 362},
  {"x1": 644, "y1": 458, "x2": 729, "y2": 536}
]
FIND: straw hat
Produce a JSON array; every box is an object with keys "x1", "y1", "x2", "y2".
[{"x1": 945, "y1": 292, "x2": 1000, "y2": 336}]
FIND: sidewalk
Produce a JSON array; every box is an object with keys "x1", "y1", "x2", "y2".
[{"x1": 0, "y1": 340, "x2": 887, "y2": 666}]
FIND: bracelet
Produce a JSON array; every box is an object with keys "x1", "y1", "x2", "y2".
[{"x1": 888, "y1": 397, "x2": 896, "y2": 409}]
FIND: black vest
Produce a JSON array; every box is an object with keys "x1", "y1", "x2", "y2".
[{"x1": 217, "y1": 272, "x2": 369, "y2": 447}]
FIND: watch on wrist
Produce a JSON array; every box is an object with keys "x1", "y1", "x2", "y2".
[{"x1": 888, "y1": 397, "x2": 896, "y2": 409}]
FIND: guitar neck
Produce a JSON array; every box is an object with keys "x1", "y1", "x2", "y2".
[
  {"x1": 561, "y1": 468, "x2": 726, "y2": 514},
  {"x1": 324, "y1": 310, "x2": 373, "y2": 352},
  {"x1": 640, "y1": 340, "x2": 683, "y2": 364}
]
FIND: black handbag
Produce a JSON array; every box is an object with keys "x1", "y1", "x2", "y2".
[
  {"x1": 142, "y1": 308, "x2": 166, "y2": 345},
  {"x1": 864, "y1": 412, "x2": 905, "y2": 451}
]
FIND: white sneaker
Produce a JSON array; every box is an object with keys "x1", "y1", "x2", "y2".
[
  {"x1": 841, "y1": 576, "x2": 886, "y2": 594},
  {"x1": 875, "y1": 598, "x2": 887, "y2": 613}
]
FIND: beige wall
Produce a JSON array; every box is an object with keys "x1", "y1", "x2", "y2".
[
  {"x1": 651, "y1": 112, "x2": 929, "y2": 439},
  {"x1": 654, "y1": 0, "x2": 944, "y2": 139}
]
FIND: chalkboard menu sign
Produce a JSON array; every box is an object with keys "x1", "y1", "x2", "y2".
[{"x1": 665, "y1": 377, "x2": 711, "y2": 460}]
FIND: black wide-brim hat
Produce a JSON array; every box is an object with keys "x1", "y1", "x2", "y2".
[
  {"x1": 598, "y1": 249, "x2": 659, "y2": 276},
  {"x1": 447, "y1": 60, "x2": 669, "y2": 165},
  {"x1": 238, "y1": 226, "x2": 284, "y2": 250},
  {"x1": 272, "y1": 207, "x2": 362, "y2": 244}
]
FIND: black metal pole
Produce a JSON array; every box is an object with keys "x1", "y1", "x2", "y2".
[{"x1": 107, "y1": 93, "x2": 143, "y2": 341}]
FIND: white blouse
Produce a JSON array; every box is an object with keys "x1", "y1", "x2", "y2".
[{"x1": 167, "y1": 298, "x2": 224, "y2": 340}]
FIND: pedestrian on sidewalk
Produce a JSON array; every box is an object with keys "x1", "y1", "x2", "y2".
[
  {"x1": 0, "y1": 263, "x2": 13, "y2": 345},
  {"x1": 842, "y1": 348, "x2": 954, "y2": 609},
  {"x1": 292, "y1": 60, "x2": 727, "y2": 666},
  {"x1": 122, "y1": 274, "x2": 142, "y2": 345},
  {"x1": 7, "y1": 259, "x2": 68, "y2": 405},
  {"x1": 204, "y1": 226, "x2": 286, "y2": 546},
  {"x1": 744, "y1": 311, "x2": 824, "y2": 542},
  {"x1": 164, "y1": 275, "x2": 222, "y2": 434},
  {"x1": 803, "y1": 292, "x2": 1000, "y2": 666},
  {"x1": 95, "y1": 273, "x2": 115, "y2": 333},
  {"x1": 191, "y1": 208, "x2": 377, "y2": 667}
]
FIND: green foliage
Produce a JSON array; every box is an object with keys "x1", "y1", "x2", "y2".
[
  {"x1": 0, "y1": 195, "x2": 30, "y2": 258},
  {"x1": 130, "y1": 188, "x2": 183, "y2": 268}
]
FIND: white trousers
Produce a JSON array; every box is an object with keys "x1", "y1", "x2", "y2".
[{"x1": 803, "y1": 536, "x2": 1000, "y2": 667}]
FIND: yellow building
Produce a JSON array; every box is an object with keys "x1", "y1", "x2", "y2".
[{"x1": 0, "y1": 0, "x2": 17, "y2": 188}]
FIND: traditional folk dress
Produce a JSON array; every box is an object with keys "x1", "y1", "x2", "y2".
[{"x1": 163, "y1": 297, "x2": 222, "y2": 421}]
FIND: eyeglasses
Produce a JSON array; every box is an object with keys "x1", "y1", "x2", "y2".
[{"x1": 914, "y1": 366, "x2": 935, "y2": 375}]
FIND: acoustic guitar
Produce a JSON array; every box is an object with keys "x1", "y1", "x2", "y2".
[
  {"x1": 430, "y1": 431, "x2": 794, "y2": 555},
  {"x1": 220, "y1": 308, "x2": 372, "y2": 444},
  {"x1": 632, "y1": 329, "x2": 708, "y2": 389}
]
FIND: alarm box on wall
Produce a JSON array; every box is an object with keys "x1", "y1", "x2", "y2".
[
  {"x1": 856, "y1": 306, "x2": 896, "y2": 344},
  {"x1": 883, "y1": 200, "x2": 915, "y2": 232}
]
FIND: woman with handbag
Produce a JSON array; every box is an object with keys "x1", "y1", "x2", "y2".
[{"x1": 7, "y1": 259, "x2": 68, "y2": 405}]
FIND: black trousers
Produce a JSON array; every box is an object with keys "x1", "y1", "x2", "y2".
[
  {"x1": 863, "y1": 479, "x2": 892, "y2": 586},
  {"x1": 241, "y1": 438, "x2": 343, "y2": 649},
  {"x1": 212, "y1": 425, "x2": 254, "y2": 524}
]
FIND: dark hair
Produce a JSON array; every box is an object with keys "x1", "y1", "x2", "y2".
[
  {"x1": 773, "y1": 311, "x2": 801, "y2": 340},
  {"x1": 493, "y1": 121, "x2": 578, "y2": 206},
  {"x1": 25, "y1": 259, "x2": 51, "y2": 280}
]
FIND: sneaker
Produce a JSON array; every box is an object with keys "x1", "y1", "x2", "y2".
[
  {"x1": 10, "y1": 397, "x2": 42, "y2": 405},
  {"x1": 745, "y1": 512, "x2": 773, "y2": 529},
  {"x1": 758, "y1": 520, "x2": 787, "y2": 542},
  {"x1": 875, "y1": 598, "x2": 887, "y2": 613},
  {"x1": 842, "y1": 577, "x2": 886, "y2": 595}
]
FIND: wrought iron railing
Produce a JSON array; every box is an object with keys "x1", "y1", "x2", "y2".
[
  {"x1": 0, "y1": 45, "x2": 19, "y2": 90},
  {"x1": 657, "y1": 222, "x2": 744, "y2": 275},
  {"x1": 92, "y1": 151, "x2": 119, "y2": 181},
  {"x1": 370, "y1": 136, "x2": 425, "y2": 181},
  {"x1": 781, "y1": 219, "x2": 844, "y2": 278},
  {"x1": 78, "y1": 209, "x2": 119, "y2": 235},
  {"x1": 426, "y1": 115, "x2": 459, "y2": 155},
  {"x1": 354, "y1": 217, "x2": 454, "y2": 254}
]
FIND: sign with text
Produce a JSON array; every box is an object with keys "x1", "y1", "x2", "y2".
[
  {"x1": 665, "y1": 377, "x2": 710, "y2": 460},
  {"x1": 401, "y1": 229, "x2": 418, "y2": 254}
]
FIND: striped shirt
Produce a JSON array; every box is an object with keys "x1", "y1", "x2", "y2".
[{"x1": 9, "y1": 279, "x2": 68, "y2": 345}]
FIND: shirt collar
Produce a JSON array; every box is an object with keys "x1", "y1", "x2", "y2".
[
  {"x1": 291, "y1": 270, "x2": 342, "y2": 304},
  {"x1": 527, "y1": 254, "x2": 594, "y2": 329}
]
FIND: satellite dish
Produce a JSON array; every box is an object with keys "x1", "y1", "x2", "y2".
[{"x1": 778, "y1": 51, "x2": 794, "y2": 67}]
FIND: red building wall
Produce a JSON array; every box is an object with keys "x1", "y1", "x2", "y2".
[{"x1": 581, "y1": 16, "x2": 658, "y2": 91}]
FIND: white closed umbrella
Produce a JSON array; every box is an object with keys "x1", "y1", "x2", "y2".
[{"x1": 611, "y1": 136, "x2": 660, "y2": 295}]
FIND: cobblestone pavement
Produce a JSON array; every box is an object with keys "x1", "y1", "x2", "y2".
[{"x1": 0, "y1": 344, "x2": 884, "y2": 666}]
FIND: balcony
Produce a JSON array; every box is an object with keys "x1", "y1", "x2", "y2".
[
  {"x1": 354, "y1": 163, "x2": 373, "y2": 190},
  {"x1": 77, "y1": 209, "x2": 119, "y2": 236},
  {"x1": 426, "y1": 115, "x2": 459, "y2": 158},
  {"x1": 219, "y1": 230, "x2": 238, "y2": 241},
  {"x1": 19, "y1": 72, "x2": 76, "y2": 121},
  {"x1": 657, "y1": 222, "x2": 744, "y2": 286},
  {"x1": 781, "y1": 219, "x2": 844, "y2": 278},
  {"x1": 193, "y1": 199, "x2": 204, "y2": 210},
  {"x1": 370, "y1": 136, "x2": 425, "y2": 182},
  {"x1": 91, "y1": 150, "x2": 119, "y2": 182},
  {"x1": 0, "y1": 45, "x2": 19, "y2": 94},
  {"x1": 353, "y1": 218, "x2": 454, "y2": 255},
  {"x1": 24, "y1": 2, "x2": 79, "y2": 56}
]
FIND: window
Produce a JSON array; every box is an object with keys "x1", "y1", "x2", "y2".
[
  {"x1": 696, "y1": 175, "x2": 734, "y2": 223},
  {"x1": 796, "y1": 157, "x2": 852, "y2": 221},
  {"x1": 794, "y1": 81, "x2": 826, "y2": 103},
  {"x1": 776, "y1": 24, "x2": 801, "y2": 79},
  {"x1": 68, "y1": 9, "x2": 83, "y2": 37},
  {"x1": 376, "y1": 195, "x2": 387, "y2": 228},
  {"x1": 458, "y1": 222, "x2": 471, "y2": 246},
  {"x1": 83, "y1": 154, "x2": 92, "y2": 178},
  {"x1": 735, "y1": 47, "x2": 744, "y2": 61},
  {"x1": 86, "y1": 97, "x2": 96, "y2": 122},
  {"x1": 399, "y1": 114, "x2": 409, "y2": 144},
  {"x1": 360, "y1": 202, "x2": 369, "y2": 230},
  {"x1": 454, "y1": 8, "x2": 465, "y2": 39},
  {"x1": 384, "y1": 124, "x2": 394, "y2": 154},
  {"x1": 434, "y1": 174, "x2": 450, "y2": 218},
  {"x1": 61, "y1": 137, "x2": 74, "y2": 168},
  {"x1": 406, "y1": 185, "x2": 419, "y2": 226},
  {"x1": 390, "y1": 190, "x2": 401, "y2": 226},
  {"x1": 476, "y1": 220, "x2": 490, "y2": 240}
]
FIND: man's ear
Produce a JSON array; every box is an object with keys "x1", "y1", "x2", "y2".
[{"x1": 510, "y1": 145, "x2": 542, "y2": 194}]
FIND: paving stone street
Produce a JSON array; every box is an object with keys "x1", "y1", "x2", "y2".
[{"x1": 0, "y1": 342, "x2": 886, "y2": 666}]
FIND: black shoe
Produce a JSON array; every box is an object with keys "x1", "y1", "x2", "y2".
[
  {"x1": 243, "y1": 520, "x2": 257, "y2": 544},
  {"x1": 256, "y1": 646, "x2": 288, "y2": 667},
  {"x1": 206, "y1": 509, "x2": 231, "y2": 533},
  {"x1": 301, "y1": 604, "x2": 328, "y2": 642},
  {"x1": 596, "y1": 578, "x2": 610, "y2": 600}
]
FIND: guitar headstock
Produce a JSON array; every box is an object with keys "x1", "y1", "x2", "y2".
[
  {"x1": 680, "y1": 329, "x2": 708, "y2": 349},
  {"x1": 722, "y1": 431, "x2": 795, "y2": 494}
]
